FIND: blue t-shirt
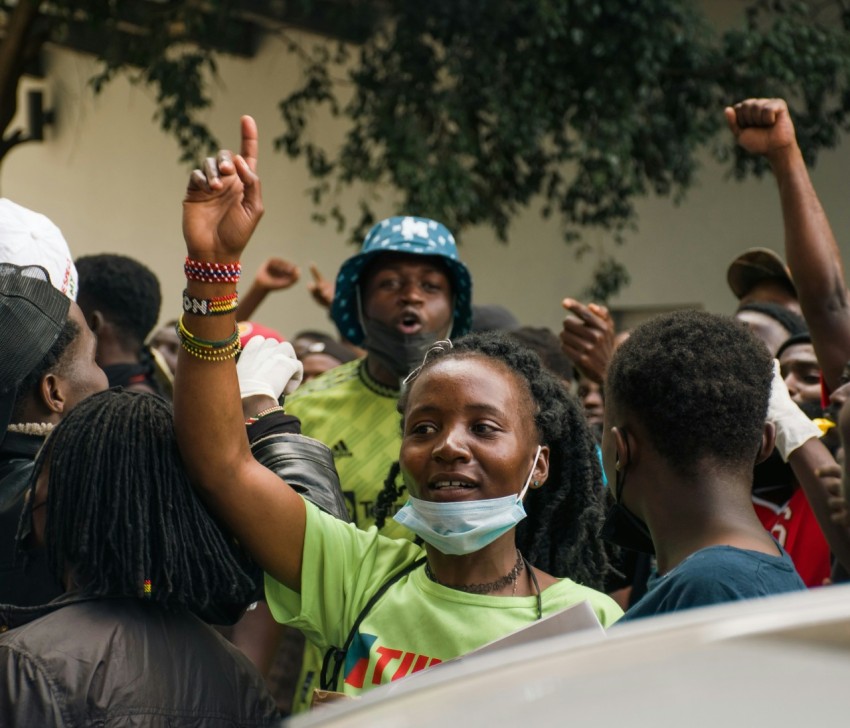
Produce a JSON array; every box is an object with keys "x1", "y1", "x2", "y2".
[{"x1": 619, "y1": 544, "x2": 805, "y2": 622}]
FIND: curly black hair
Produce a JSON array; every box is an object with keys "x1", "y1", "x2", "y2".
[
  {"x1": 373, "y1": 331, "x2": 611, "y2": 589},
  {"x1": 76, "y1": 254, "x2": 162, "y2": 351},
  {"x1": 10, "y1": 318, "x2": 79, "y2": 423},
  {"x1": 607, "y1": 309, "x2": 774, "y2": 477},
  {"x1": 23, "y1": 389, "x2": 259, "y2": 615}
]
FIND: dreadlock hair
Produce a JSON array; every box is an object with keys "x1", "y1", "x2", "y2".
[
  {"x1": 373, "y1": 331, "x2": 611, "y2": 589},
  {"x1": 25, "y1": 389, "x2": 258, "y2": 614},
  {"x1": 10, "y1": 318, "x2": 79, "y2": 423},
  {"x1": 607, "y1": 309, "x2": 774, "y2": 478},
  {"x1": 76, "y1": 254, "x2": 162, "y2": 352}
]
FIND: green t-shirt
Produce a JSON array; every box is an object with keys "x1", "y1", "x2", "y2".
[
  {"x1": 265, "y1": 501, "x2": 623, "y2": 699},
  {"x1": 285, "y1": 358, "x2": 409, "y2": 538}
]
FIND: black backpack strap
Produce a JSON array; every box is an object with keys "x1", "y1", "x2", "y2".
[{"x1": 320, "y1": 557, "x2": 427, "y2": 691}]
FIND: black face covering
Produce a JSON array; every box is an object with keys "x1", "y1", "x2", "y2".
[
  {"x1": 599, "y1": 500, "x2": 656, "y2": 555},
  {"x1": 751, "y1": 447, "x2": 795, "y2": 506},
  {"x1": 361, "y1": 318, "x2": 448, "y2": 383},
  {"x1": 598, "y1": 431, "x2": 656, "y2": 555}
]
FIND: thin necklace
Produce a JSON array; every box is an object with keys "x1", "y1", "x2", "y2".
[{"x1": 425, "y1": 549, "x2": 524, "y2": 595}]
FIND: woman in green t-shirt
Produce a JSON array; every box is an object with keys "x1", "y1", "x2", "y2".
[{"x1": 174, "y1": 116, "x2": 621, "y2": 700}]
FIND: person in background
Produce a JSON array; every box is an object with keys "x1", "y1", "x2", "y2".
[
  {"x1": 735, "y1": 300, "x2": 807, "y2": 357},
  {"x1": 726, "y1": 98, "x2": 850, "y2": 395},
  {"x1": 751, "y1": 329, "x2": 850, "y2": 586},
  {"x1": 777, "y1": 333, "x2": 828, "y2": 420},
  {"x1": 75, "y1": 253, "x2": 163, "y2": 395},
  {"x1": 299, "y1": 338, "x2": 358, "y2": 384},
  {"x1": 0, "y1": 389, "x2": 279, "y2": 726},
  {"x1": 0, "y1": 263, "x2": 108, "y2": 607},
  {"x1": 286, "y1": 215, "x2": 473, "y2": 535},
  {"x1": 577, "y1": 375, "x2": 605, "y2": 444},
  {"x1": 0, "y1": 198, "x2": 79, "y2": 300},
  {"x1": 726, "y1": 247, "x2": 800, "y2": 314}
]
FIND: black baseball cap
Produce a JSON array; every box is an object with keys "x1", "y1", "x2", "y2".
[{"x1": 0, "y1": 263, "x2": 70, "y2": 444}]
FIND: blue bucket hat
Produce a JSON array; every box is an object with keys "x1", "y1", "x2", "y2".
[{"x1": 331, "y1": 216, "x2": 473, "y2": 345}]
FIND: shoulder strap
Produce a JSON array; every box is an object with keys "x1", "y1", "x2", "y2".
[{"x1": 320, "y1": 557, "x2": 426, "y2": 691}]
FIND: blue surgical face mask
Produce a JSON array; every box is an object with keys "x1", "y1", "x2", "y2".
[{"x1": 393, "y1": 446, "x2": 542, "y2": 555}]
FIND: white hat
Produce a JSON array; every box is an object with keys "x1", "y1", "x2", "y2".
[{"x1": 0, "y1": 199, "x2": 78, "y2": 300}]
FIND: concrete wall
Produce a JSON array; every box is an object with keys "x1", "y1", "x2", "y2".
[{"x1": 3, "y1": 17, "x2": 849, "y2": 340}]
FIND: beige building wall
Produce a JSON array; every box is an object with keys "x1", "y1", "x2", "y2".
[{"x1": 3, "y1": 20, "x2": 850, "y2": 341}]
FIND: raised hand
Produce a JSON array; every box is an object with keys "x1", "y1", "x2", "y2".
[
  {"x1": 254, "y1": 257, "x2": 301, "y2": 291},
  {"x1": 307, "y1": 263, "x2": 335, "y2": 309},
  {"x1": 724, "y1": 98, "x2": 797, "y2": 160},
  {"x1": 183, "y1": 115, "x2": 264, "y2": 262},
  {"x1": 560, "y1": 298, "x2": 615, "y2": 384}
]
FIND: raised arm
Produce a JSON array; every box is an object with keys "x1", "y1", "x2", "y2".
[
  {"x1": 235, "y1": 256, "x2": 301, "y2": 322},
  {"x1": 174, "y1": 116, "x2": 306, "y2": 591},
  {"x1": 725, "y1": 98, "x2": 850, "y2": 391}
]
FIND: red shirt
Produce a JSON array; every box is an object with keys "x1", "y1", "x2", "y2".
[{"x1": 752, "y1": 488, "x2": 831, "y2": 588}]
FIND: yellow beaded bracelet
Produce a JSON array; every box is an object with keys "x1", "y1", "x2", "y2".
[{"x1": 176, "y1": 314, "x2": 240, "y2": 349}]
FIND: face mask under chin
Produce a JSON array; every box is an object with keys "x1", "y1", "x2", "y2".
[
  {"x1": 362, "y1": 318, "x2": 448, "y2": 383},
  {"x1": 394, "y1": 446, "x2": 543, "y2": 555}
]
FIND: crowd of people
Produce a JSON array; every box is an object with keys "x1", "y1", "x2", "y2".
[{"x1": 2, "y1": 97, "x2": 850, "y2": 724}]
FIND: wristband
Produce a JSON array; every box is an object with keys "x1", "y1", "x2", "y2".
[{"x1": 182, "y1": 290, "x2": 238, "y2": 316}]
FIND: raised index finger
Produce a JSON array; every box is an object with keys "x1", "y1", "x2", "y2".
[
  {"x1": 309, "y1": 263, "x2": 325, "y2": 282},
  {"x1": 240, "y1": 115, "x2": 259, "y2": 173}
]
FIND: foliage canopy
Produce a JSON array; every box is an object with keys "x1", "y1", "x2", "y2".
[{"x1": 4, "y1": 0, "x2": 850, "y2": 299}]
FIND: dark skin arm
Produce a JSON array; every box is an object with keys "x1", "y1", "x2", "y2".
[
  {"x1": 174, "y1": 116, "x2": 307, "y2": 592},
  {"x1": 787, "y1": 438, "x2": 850, "y2": 572},
  {"x1": 726, "y1": 98, "x2": 850, "y2": 392},
  {"x1": 235, "y1": 257, "x2": 301, "y2": 322}
]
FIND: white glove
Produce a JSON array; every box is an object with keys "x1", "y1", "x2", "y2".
[
  {"x1": 237, "y1": 336, "x2": 304, "y2": 401},
  {"x1": 766, "y1": 359, "x2": 821, "y2": 461}
]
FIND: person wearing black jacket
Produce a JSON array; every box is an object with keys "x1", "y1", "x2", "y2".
[{"x1": 0, "y1": 262, "x2": 107, "y2": 607}]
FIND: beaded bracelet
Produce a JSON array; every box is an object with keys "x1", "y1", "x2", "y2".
[
  {"x1": 245, "y1": 405, "x2": 286, "y2": 425},
  {"x1": 176, "y1": 314, "x2": 240, "y2": 349},
  {"x1": 176, "y1": 315, "x2": 242, "y2": 361},
  {"x1": 184, "y1": 256, "x2": 242, "y2": 284},
  {"x1": 182, "y1": 290, "x2": 238, "y2": 316},
  {"x1": 180, "y1": 342, "x2": 241, "y2": 362},
  {"x1": 178, "y1": 335, "x2": 241, "y2": 361}
]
